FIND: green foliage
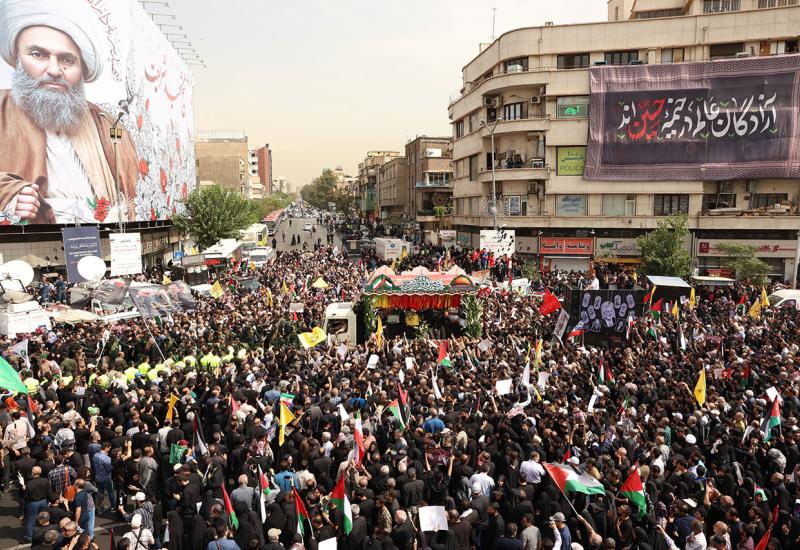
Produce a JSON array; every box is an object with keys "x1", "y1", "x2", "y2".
[
  {"x1": 363, "y1": 298, "x2": 377, "y2": 336},
  {"x1": 250, "y1": 191, "x2": 296, "y2": 221},
  {"x1": 521, "y1": 259, "x2": 542, "y2": 284},
  {"x1": 637, "y1": 213, "x2": 692, "y2": 277},
  {"x1": 301, "y1": 169, "x2": 352, "y2": 211},
  {"x1": 433, "y1": 206, "x2": 448, "y2": 217},
  {"x1": 414, "y1": 320, "x2": 430, "y2": 339},
  {"x1": 462, "y1": 295, "x2": 483, "y2": 338},
  {"x1": 172, "y1": 185, "x2": 259, "y2": 249},
  {"x1": 715, "y1": 242, "x2": 771, "y2": 286}
]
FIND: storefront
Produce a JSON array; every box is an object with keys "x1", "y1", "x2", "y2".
[
  {"x1": 540, "y1": 237, "x2": 594, "y2": 272},
  {"x1": 595, "y1": 238, "x2": 642, "y2": 265},
  {"x1": 695, "y1": 238, "x2": 797, "y2": 282}
]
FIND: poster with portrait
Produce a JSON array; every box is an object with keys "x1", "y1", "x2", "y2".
[
  {"x1": 579, "y1": 289, "x2": 639, "y2": 334},
  {"x1": 0, "y1": 0, "x2": 195, "y2": 225}
]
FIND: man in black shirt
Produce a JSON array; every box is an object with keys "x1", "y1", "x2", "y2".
[{"x1": 22, "y1": 466, "x2": 50, "y2": 543}]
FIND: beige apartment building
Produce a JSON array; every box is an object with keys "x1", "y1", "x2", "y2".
[
  {"x1": 196, "y1": 131, "x2": 263, "y2": 198},
  {"x1": 448, "y1": 0, "x2": 800, "y2": 280},
  {"x1": 376, "y1": 157, "x2": 408, "y2": 226},
  {"x1": 356, "y1": 151, "x2": 402, "y2": 221},
  {"x1": 404, "y1": 137, "x2": 454, "y2": 241}
]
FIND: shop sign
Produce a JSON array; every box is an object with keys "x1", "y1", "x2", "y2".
[
  {"x1": 696, "y1": 239, "x2": 797, "y2": 258},
  {"x1": 596, "y1": 238, "x2": 641, "y2": 256},
  {"x1": 539, "y1": 237, "x2": 594, "y2": 255},
  {"x1": 556, "y1": 146, "x2": 586, "y2": 176}
]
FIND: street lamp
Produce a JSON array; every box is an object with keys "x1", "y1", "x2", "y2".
[
  {"x1": 480, "y1": 118, "x2": 500, "y2": 230},
  {"x1": 110, "y1": 101, "x2": 129, "y2": 231}
]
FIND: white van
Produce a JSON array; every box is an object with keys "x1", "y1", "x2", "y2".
[
  {"x1": 767, "y1": 289, "x2": 800, "y2": 310},
  {"x1": 248, "y1": 247, "x2": 275, "y2": 268}
]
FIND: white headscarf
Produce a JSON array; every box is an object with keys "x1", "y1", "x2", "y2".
[{"x1": 0, "y1": 0, "x2": 104, "y2": 82}]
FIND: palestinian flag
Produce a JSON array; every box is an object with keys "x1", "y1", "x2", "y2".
[
  {"x1": 397, "y1": 382, "x2": 410, "y2": 423},
  {"x1": 222, "y1": 485, "x2": 239, "y2": 529},
  {"x1": 387, "y1": 399, "x2": 406, "y2": 429},
  {"x1": 678, "y1": 321, "x2": 687, "y2": 351},
  {"x1": 736, "y1": 294, "x2": 747, "y2": 316},
  {"x1": 258, "y1": 466, "x2": 272, "y2": 521},
  {"x1": 563, "y1": 448, "x2": 571, "y2": 462},
  {"x1": 193, "y1": 416, "x2": 208, "y2": 456},
  {"x1": 650, "y1": 299, "x2": 663, "y2": 323},
  {"x1": 598, "y1": 355, "x2": 614, "y2": 385},
  {"x1": 625, "y1": 316, "x2": 634, "y2": 340},
  {"x1": 293, "y1": 487, "x2": 312, "y2": 538},
  {"x1": 330, "y1": 475, "x2": 353, "y2": 535},
  {"x1": 754, "y1": 483, "x2": 767, "y2": 501},
  {"x1": 643, "y1": 285, "x2": 656, "y2": 305},
  {"x1": 437, "y1": 342, "x2": 451, "y2": 367},
  {"x1": 353, "y1": 411, "x2": 365, "y2": 465},
  {"x1": 619, "y1": 468, "x2": 647, "y2": 517},
  {"x1": 544, "y1": 463, "x2": 605, "y2": 495},
  {"x1": 761, "y1": 397, "x2": 781, "y2": 442},
  {"x1": 646, "y1": 320, "x2": 658, "y2": 341},
  {"x1": 618, "y1": 395, "x2": 630, "y2": 417}
]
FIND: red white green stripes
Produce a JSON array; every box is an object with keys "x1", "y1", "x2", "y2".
[
  {"x1": 545, "y1": 463, "x2": 605, "y2": 495},
  {"x1": 330, "y1": 475, "x2": 353, "y2": 534}
]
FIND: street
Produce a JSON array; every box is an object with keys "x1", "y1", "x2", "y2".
[{"x1": 272, "y1": 216, "x2": 341, "y2": 254}]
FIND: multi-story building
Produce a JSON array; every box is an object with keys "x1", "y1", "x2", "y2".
[
  {"x1": 333, "y1": 166, "x2": 357, "y2": 194},
  {"x1": 376, "y1": 157, "x2": 408, "y2": 228},
  {"x1": 253, "y1": 144, "x2": 274, "y2": 194},
  {"x1": 196, "y1": 130, "x2": 255, "y2": 198},
  {"x1": 448, "y1": 0, "x2": 800, "y2": 280},
  {"x1": 405, "y1": 136, "x2": 454, "y2": 241},
  {"x1": 357, "y1": 151, "x2": 402, "y2": 221},
  {"x1": 273, "y1": 176, "x2": 289, "y2": 194}
]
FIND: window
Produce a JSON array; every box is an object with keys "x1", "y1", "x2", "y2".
[
  {"x1": 614, "y1": 6, "x2": 619, "y2": 19},
  {"x1": 556, "y1": 195, "x2": 588, "y2": 216},
  {"x1": 505, "y1": 195, "x2": 527, "y2": 216},
  {"x1": 751, "y1": 193, "x2": 789, "y2": 208},
  {"x1": 709, "y1": 42, "x2": 744, "y2": 59},
  {"x1": 503, "y1": 102, "x2": 527, "y2": 121},
  {"x1": 661, "y1": 48, "x2": 685, "y2": 63},
  {"x1": 469, "y1": 197, "x2": 479, "y2": 215},
  {"x1": 702, "y1": 193, "x2": 736, "y2": 211},
  {"x1": 635, "y1": 8, "x2": 683, "y2": 18},
  {"x1": 556, "y1": 96, "x2": 589, "y2": 118},
  {"x1": 455, "y1": 119, "x2": 464, "y2": 139},
  {"x1": 604, "y1": 50, "x2": 639, "y2": 65},
  {"x1": 427, "y1": 173, "x2": 451, "y2": 186},
  {"x1": 504, "y1": 57, "x2": 529, "y2": 73},
  {"x1": 757, "y1": 0, "x2": 797, "y2": 6},
  {"x1": 486, "y1": 152, "x2": 496, "y2": 170},
  {"x1": 703, "y1": 0, "x2": 740, "y2": 12},
  {"x1": 557, "y1": 53, "x2": 590, "y2": 69},
  {"x1": 603, "y1": 195, "x2": 636, "y2": 216},
  {"x1": 468, "y1": 155, "x2": 478, "y2": 181},
  {"x1": 653, "y1": 194, "x2": 689, "y2": 215},
  {"x1": 468, "y1": 111, "x2": 479, "y2": 133},
  {"x1": 785, "y1": 40, "x2": 799, "y2": 53},
  {"x1": 486, "y1": 107, "x2": 497, "y2": 123}
]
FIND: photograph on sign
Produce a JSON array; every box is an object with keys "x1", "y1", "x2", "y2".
[{"x1": 0, "y1": 0, "x2": 196, "y2": 225}]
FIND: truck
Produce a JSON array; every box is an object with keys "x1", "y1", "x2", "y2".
[
  {"x1": 374, "y1": 238, "x2": 410, "y2": 262},
  {"x1": 248, "y1": 247, "x2": 275, "y2": 268}
]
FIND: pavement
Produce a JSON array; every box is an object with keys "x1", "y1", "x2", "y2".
[{"x1": 272, "y1": 215, "x2": 341, "y2": 254}]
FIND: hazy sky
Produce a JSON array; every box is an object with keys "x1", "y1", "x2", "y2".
[{"x1": 170, "y1": 0, "x2": 605, "y2": 190}]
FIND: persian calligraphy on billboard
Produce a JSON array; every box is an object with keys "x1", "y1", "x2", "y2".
[
  {"x1": 584, "y1": 55, "x2": 800, "y2": 181},
  {"x1": 0, "y1": 0, "x2": 195, "y2": 224}
]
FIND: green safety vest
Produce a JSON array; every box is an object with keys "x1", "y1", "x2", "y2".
[
  {"x1": 23, "y1": 377, "x2": 39, "y2": 393},
  {"x1": 124, "y1": 367, "x2": 139, "y2": 381}
]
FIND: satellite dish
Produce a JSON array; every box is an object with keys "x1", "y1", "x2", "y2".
[
  {"x1": 0, "y1": 260, "x2": 34, "y2": 287},
  {"x1": 77, "y1": 255, "x2": 107, "y2": 282}
]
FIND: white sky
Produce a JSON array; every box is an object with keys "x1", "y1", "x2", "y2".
[{"x1": 171, "y1": 0, "x2": 606, "y2": 189}]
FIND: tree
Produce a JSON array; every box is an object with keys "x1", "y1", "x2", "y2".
[
  {"x1": 250, "y1": 191, "x2": 296, "y2": 221},
  {"x1": 173, "y1": 185, "x2": 259, "y2": 249},
  {"x1": 301, "y1": 169, "x2": 352, "y2": 211},
  {"x1": 637, "y1": 213, "x2": 692, "y2": 277},
  {"x1": 715, "y1": 242, "x2": 771, "y2": 286}
]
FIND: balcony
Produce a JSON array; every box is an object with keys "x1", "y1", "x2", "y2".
[
  {"x1": 479, "y1": 116, "x2": 549, "y2": 137},
  {"x1": 415, "y1": 181, "x2": 453, "y2": 189},
  {"x1": 478, "y1": 166, "x2": 549, "y2": 183}
]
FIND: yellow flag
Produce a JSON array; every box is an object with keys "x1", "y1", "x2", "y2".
[
  {"x1": 534, "y1": 339, "x2": 543, "y2": 367},
  {"x1": 689, "y1": 287, "x2": 696, "y2": 309},
  {"x1": 376, "y1": 316, "x2": 384, "y2": 348},
  {"x1": 266, "y1": 288, "x2": 273, "y2": 308},
  {"x1": 279, "y1": 403, "x2": 295, "y2": 446},
  {"x1": 761, "y1": 287, "x2": 769, "y2": 308},
  {"x1": 165, "y1": 394, "x2": 179, "y2": 421},
  {"x1": 210, "y1": 281, "x2": 224, "y2": 299},
  {"x1": 298, "y1": 327, "x2": 326, "y2": 349},
  {"x1": 390, "y1": 258, "x2": 397, "y2": 271},
  {"x1": 671, "y1": 301, "x2": 679, "y2": 316},
  {"x1": 311, "y1": 277, "x2": 329, "y2": 289},
  {"x1": 694, "y1": 367, "x2": 706, "y2": 407},
  {"x1": 749, "y1": 300, "x2": 762, "y2": 319},
  {"x1": 282, "y1": 280, "x2": 289, "y2": 295},
  {"x1": 401, "y1": 247, "x2": 408, "y2": 259},
  {"x1": 162, "y1": 274, "x2": 172, "y2": 285}
]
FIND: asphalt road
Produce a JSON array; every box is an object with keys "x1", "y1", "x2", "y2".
[{"x1": 272, "y1": 215, "x2": 340, "y2": 253}]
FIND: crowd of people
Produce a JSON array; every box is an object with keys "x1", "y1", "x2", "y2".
[{"x1": 1, "y1": 221, "x2": 799, "y2": 550}]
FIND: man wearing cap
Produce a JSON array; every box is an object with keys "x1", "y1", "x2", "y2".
[
  {"x1": 265, "y1": 527, "x2": 283, "y2": 550},
  {"x1": 549, "y1": 512, "x2": 571, "y2": 550},
  {"x1": 0, "y1": 0, "x2": 138, "y2": 223},
  {"x1": 118, "y1": 491, "x2": 153, "y2": 532}
]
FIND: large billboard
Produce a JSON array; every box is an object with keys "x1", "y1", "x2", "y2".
[
  {"x1": 584, "y1": 55, "x2": 800, "y2": 181},
  {"x1": 0, "y1": 0, "x2": 195, "y2": 224}
]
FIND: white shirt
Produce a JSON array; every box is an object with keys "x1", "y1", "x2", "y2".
[
  {"x1": 44, "y1": 131, "x2": 97, "y2": 223},
  {"x1": 468, "y1": 472, "x2": 495, "y2": 497},
  {"x1": 685, "y1": 532, "x2": 707, "y2": 550},
  {"x1": 520, "y1": 460, "x2": 546, "y2": 484}
]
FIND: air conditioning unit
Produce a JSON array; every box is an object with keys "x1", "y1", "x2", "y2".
[
  {"x1": 483, "y1": 96, "x2": 499, "y2": 108},
  {"x1": 530, "y1": 96, "x2": 542, "y2": 104},
  {"x1": 531, "y1": 158, "x2": 545, "y2": 168},
  {"x1": 746, "y1": 180, "x2": 759, "y2": 193}
]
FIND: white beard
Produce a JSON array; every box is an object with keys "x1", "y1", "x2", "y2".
[{"x1": 10, "y1": 62, "x2": 88, "y2": 134}]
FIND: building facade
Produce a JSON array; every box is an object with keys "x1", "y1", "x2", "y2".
[
  {"x1": 195, "y1": 131, "x2": 254, "y2": 198},
  {"x1": 448, "y1": 0, "x2": 800, "y2": 280},
  {"x1": 376, "y1": 157, "x2": 408, "y2": 228},
  {"x1": 405, "y1": 137, "x2": 454, "y2": 242},
  {"x1": 357, "y1": 151, "x2": 402, "y2": 221},
  {"x1": 254, "y1": 144, "x2": 274, "y2": 195}
]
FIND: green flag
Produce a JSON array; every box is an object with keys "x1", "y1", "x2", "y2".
[
  {"x1": 0, "y1": 356, "x2": 28, "y2": 394},
  {"x1": 169, "y1": 443, "x2": 187, "y2": 464}
]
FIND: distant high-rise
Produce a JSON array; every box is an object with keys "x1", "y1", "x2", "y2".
[{"x1": 254, "y1": 144, "x2": 274, "y2": 194}]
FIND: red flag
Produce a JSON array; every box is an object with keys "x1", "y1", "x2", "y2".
[
  {"x1": 108, "y1": 529, "x2": 115, "y2": 550},
  {"x1": 563, "y1": 448, "x2": 571, "y2": 461},
  {"x1": 4, "y1": 396, "x2": 18, "y2": 411},
  {"x1": 539, "y1": 287, "x2": 562, "y2": 316},
  {"x1": 230, "y1": 397, "x2": 239, "y2": 418},
  {"x1": 738, "y1": 294, "x2": 747, "y2": 305},
  {"x1": 221, "y1": 485, "x2": 239, "y2": 529},
  {"x1": 754, "y1": 528, "x2": 772, "y2": 550},
  {"x1": 292, "y1": 310, "x2": 298, "y2": 321},
  {"x1": 650, "y1": 298, "x2": 663, "y2": 312},
  {"x1": 771, "y1": 505, "x2": 780, "y2": 526},
  {"x1": 27, "y1": 395, "x2": 38, "y2": 414},
  {"x1": 436, "y1": 342, "x2": 448, "y2": 364}
]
